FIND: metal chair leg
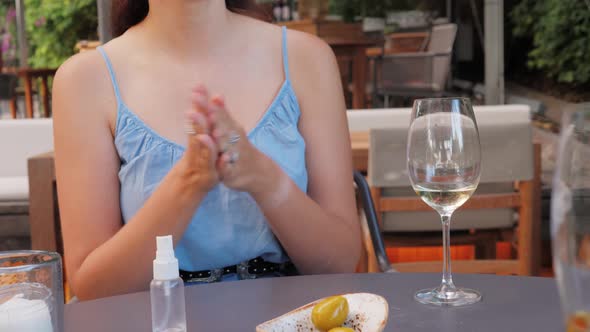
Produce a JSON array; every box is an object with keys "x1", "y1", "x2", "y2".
[{"x1": 353, "y1": 171, "x2": 394, "y2": 273}]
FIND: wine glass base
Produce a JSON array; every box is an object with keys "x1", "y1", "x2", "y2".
[{"x1": 415, "y1": 287, "x2": 482, "y2": 307}]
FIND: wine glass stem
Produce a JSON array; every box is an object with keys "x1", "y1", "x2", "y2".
[{"x1": 440, "y1": 214, "x2": 456, "y2": 293}]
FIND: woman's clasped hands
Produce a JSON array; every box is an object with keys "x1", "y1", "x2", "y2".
[{"x1": 180, "y1": 84, "x2": 280, "y2": 197}]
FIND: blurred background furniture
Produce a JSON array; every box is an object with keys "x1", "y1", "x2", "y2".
[
  {"x1": 297, "y1": 0, "x2": 329, "y2": 20},
  {"x1": 366, "y1": 31, "x2": 429, "y2": 57},
  {"x1": 0, "y1": 119, "x2": 53, "y2": 250},
  {"x1": 0, "y1": 73, "x2": 18, "y2": 118},
  {"x1": 355, "y1": 163, "x2": 540, "y2": 276},
  {"x1": 349, "y1": 105, "x2": 541, "y2": 276},
  {"x1": 75, "y1": 40, "x2": 101, "y2": 53},
  {"x1": 1, "y1": 68, "x2": 56, "y2": 118},
  {"x1": 27, "y1": 151, "x2": 60, "y2": 254},
  {"x1": 372, "y1": 23, "x2": 457, "y2": 106},
  {"x1": 278, "y1": 19, "x2": 381, "y2": 108},
  {"x1": 329, "y1": 37, "x2": 379, "y2": 109},
  {"x1": 386, "y1": 31, "x2": 430, "y2": 54},
  {"x1": 279, "y1": 19, "x2": 364, "y2": 39}
]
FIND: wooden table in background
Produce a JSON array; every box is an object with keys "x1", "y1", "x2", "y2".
[
  {"x1": 278, "y1": 20, "x2": 380, "y2": 109},
  {"x1": 325, "y1": 38, "x2": 378, "y2": 109},
  {"x1": 4, "y1": 67, "x2": 57, "y2": 118},
  {"x1": 350, "y1": 131, "x2": 369, "y2": 172}
]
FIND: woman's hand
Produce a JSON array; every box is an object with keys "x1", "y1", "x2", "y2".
[
  {"x1": 177, "y1": 88, "x2": 220, "y2": 193},
  {"x1": 193, "y1": 86, "x2": 281, "y2": 194}
]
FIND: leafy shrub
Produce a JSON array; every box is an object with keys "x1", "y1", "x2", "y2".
[
  {"x1": 25, "y1": 0, "x2": 97, "y2": 68},
  {"x1": 511, "y1": 0, "x2": 590, "y2": 84}
]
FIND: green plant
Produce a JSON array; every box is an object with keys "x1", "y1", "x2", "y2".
[
  {"x1": 511, "y1": 0, "x2": 590, "y2": 85},
  {"x1": 329, "y1": 0, "x2": 413, "y2": 21},
  {"x1": 0, "y1": 2, "x2": 17, "y2": 66},
  {"x1": 25, "y1": 0, "x2": 97, "y2": 68}
]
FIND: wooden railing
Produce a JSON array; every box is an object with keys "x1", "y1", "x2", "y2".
[{"x1": 3, "y1": 67, "x2": 57, "y2": 118}]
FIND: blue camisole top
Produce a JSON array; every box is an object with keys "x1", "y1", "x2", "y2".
[{"x1": 96, "y1": 26, "x2": 307, "y2": 273}]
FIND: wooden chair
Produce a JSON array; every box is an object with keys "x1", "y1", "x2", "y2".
[
  {"x1": 356, "y1": 106, "x2": 541, "y2": 276},
  {"x1": 0, "y1": 73, "x2": 18, "y2": 118},
  {"x1": 373, "y1": 24, "x2": 457, "y2": 106}
]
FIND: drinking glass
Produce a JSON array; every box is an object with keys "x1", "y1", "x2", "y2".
[
  {"x1": 407, "y1": 97, "x2": 482, "y2": 306},
  {"x1": 0, "y1": 251, "x2": 63, "y2": 332},
  {"x1": 552, "y1": 108, "x2": 590, "y2": 331}
]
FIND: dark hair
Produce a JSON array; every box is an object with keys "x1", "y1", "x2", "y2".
[{"x1": 111, "y1": 0, "x2": 267, "y2": 38}]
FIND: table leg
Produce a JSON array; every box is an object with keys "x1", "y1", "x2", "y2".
[
  {"x1": 24, "y1": 74, "x2": 33, "y2": 118},
  {"x1": 41, "y1": 76, "x2": 49, "y2": 117},
  {"x1": 352, "y1": 47, "x2": 367, "y2": 109},
  {"x1": 9, "y1": 97, "x2": 17, "y2": 118}
]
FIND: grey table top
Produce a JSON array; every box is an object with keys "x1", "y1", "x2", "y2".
[{"x1": 65, "y1": 273, "x2": 562, "y2": 332}]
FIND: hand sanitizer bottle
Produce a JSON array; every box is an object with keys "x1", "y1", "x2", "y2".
[{"x1": 150, "y1": 235, "x2": 187, "y2": 332}]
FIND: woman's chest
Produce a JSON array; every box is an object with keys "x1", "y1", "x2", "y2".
[{"x1": 114, "y1": 63, "x2": 285, "y2": 146}]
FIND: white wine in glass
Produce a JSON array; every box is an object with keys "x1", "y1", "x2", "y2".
[{"x1": 407, "y1": 97, "x2": 482, "y2": 306}]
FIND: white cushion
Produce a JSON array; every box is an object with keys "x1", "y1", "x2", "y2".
[
  {"x1": 346, "y1": 104, "x2": 535, "y2": 186},
  {"x1": 0, "y1": 177, "x2": 29, "y2": 201},
  {"x1": 0, "y1": 119, "x2": 53, "y2": 177},
  {"x1": 346, "y1": 104, "x2": 531, "y2": 132}
]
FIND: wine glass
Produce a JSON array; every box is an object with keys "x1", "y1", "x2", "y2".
[
  {"x1": 407, "y1": 97, "x2": 482, "y2": 306},
  {"x1": 551, "y1": 108, "x2": 590, "y2": 331}
]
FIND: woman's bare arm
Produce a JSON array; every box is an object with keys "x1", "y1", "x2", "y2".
[{"x1": 53, "y1": 52, "x2": 217, "y2": 300}]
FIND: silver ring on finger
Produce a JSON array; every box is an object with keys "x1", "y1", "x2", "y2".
[
  {"x1": 227, "y1": 150, "x2": 240, "y2": 165},
  {"x1": 221, "y1": 131, "x2": 241, "y2": 153},
  {"x1": 227, "y1": 131, "x2": 241, "y2": 145},
  {"x1": 184, "y1": 121, "x2": 197, "y2": 136}
]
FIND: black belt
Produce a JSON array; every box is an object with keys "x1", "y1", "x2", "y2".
[{"x1": 179, "y1": 257, "x2": 298, "y2": 283}]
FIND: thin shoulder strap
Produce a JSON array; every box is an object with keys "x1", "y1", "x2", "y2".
[
  {"x1": 96, "y1": 46, "x2": 123, "y2": 104},
  {"x1": 281, "y1": 26, "x2": 290, "y2": 81}
]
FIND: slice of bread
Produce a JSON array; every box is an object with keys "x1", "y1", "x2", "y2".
[{"x1": 256, "y1": 293, "x2": 388, "y2": 332}]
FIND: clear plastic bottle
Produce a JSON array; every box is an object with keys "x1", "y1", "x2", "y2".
[{"x1": 150, "y1": 235, "x2": 187, "y2": 332}]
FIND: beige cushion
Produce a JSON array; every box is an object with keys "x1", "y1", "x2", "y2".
[
  {"x1": 347, "y1": 105, "x2": 531, "y2": 133},
  {"x1": 0, "y1": 177, "x2": 28, "y2": 201},
  {"x1": 0, "y1": 119, "x2": 53, "y2": 177},
  {"x1": 350, "y1": 105, "x2": 533, "y2": 232},
  {"x1": 366, "y1": 106, "x2": 534, "y2": 187}
]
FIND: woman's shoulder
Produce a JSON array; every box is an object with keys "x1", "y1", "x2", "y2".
[
  {"x1": 53, "y1": 47, "x2": 117, "y2": 121},
  {"x1": 271, "y1": 24, "x2": 336, "y2": 81},
  {"x1": 55, "y1": 33, "x2": 131, "y2": 83},
  {"x1": 239, "y1": 14, "x2": 334, "y2": 61},
  {"x1": 243, "y1": 16, "x2": 334, "y2": 61},
  {"x1": 282, "y1": 28, "x2": 340, "y2": 108},
  {"x1": 55, "y1": 49, "x2": 106, "y2": 86}
]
